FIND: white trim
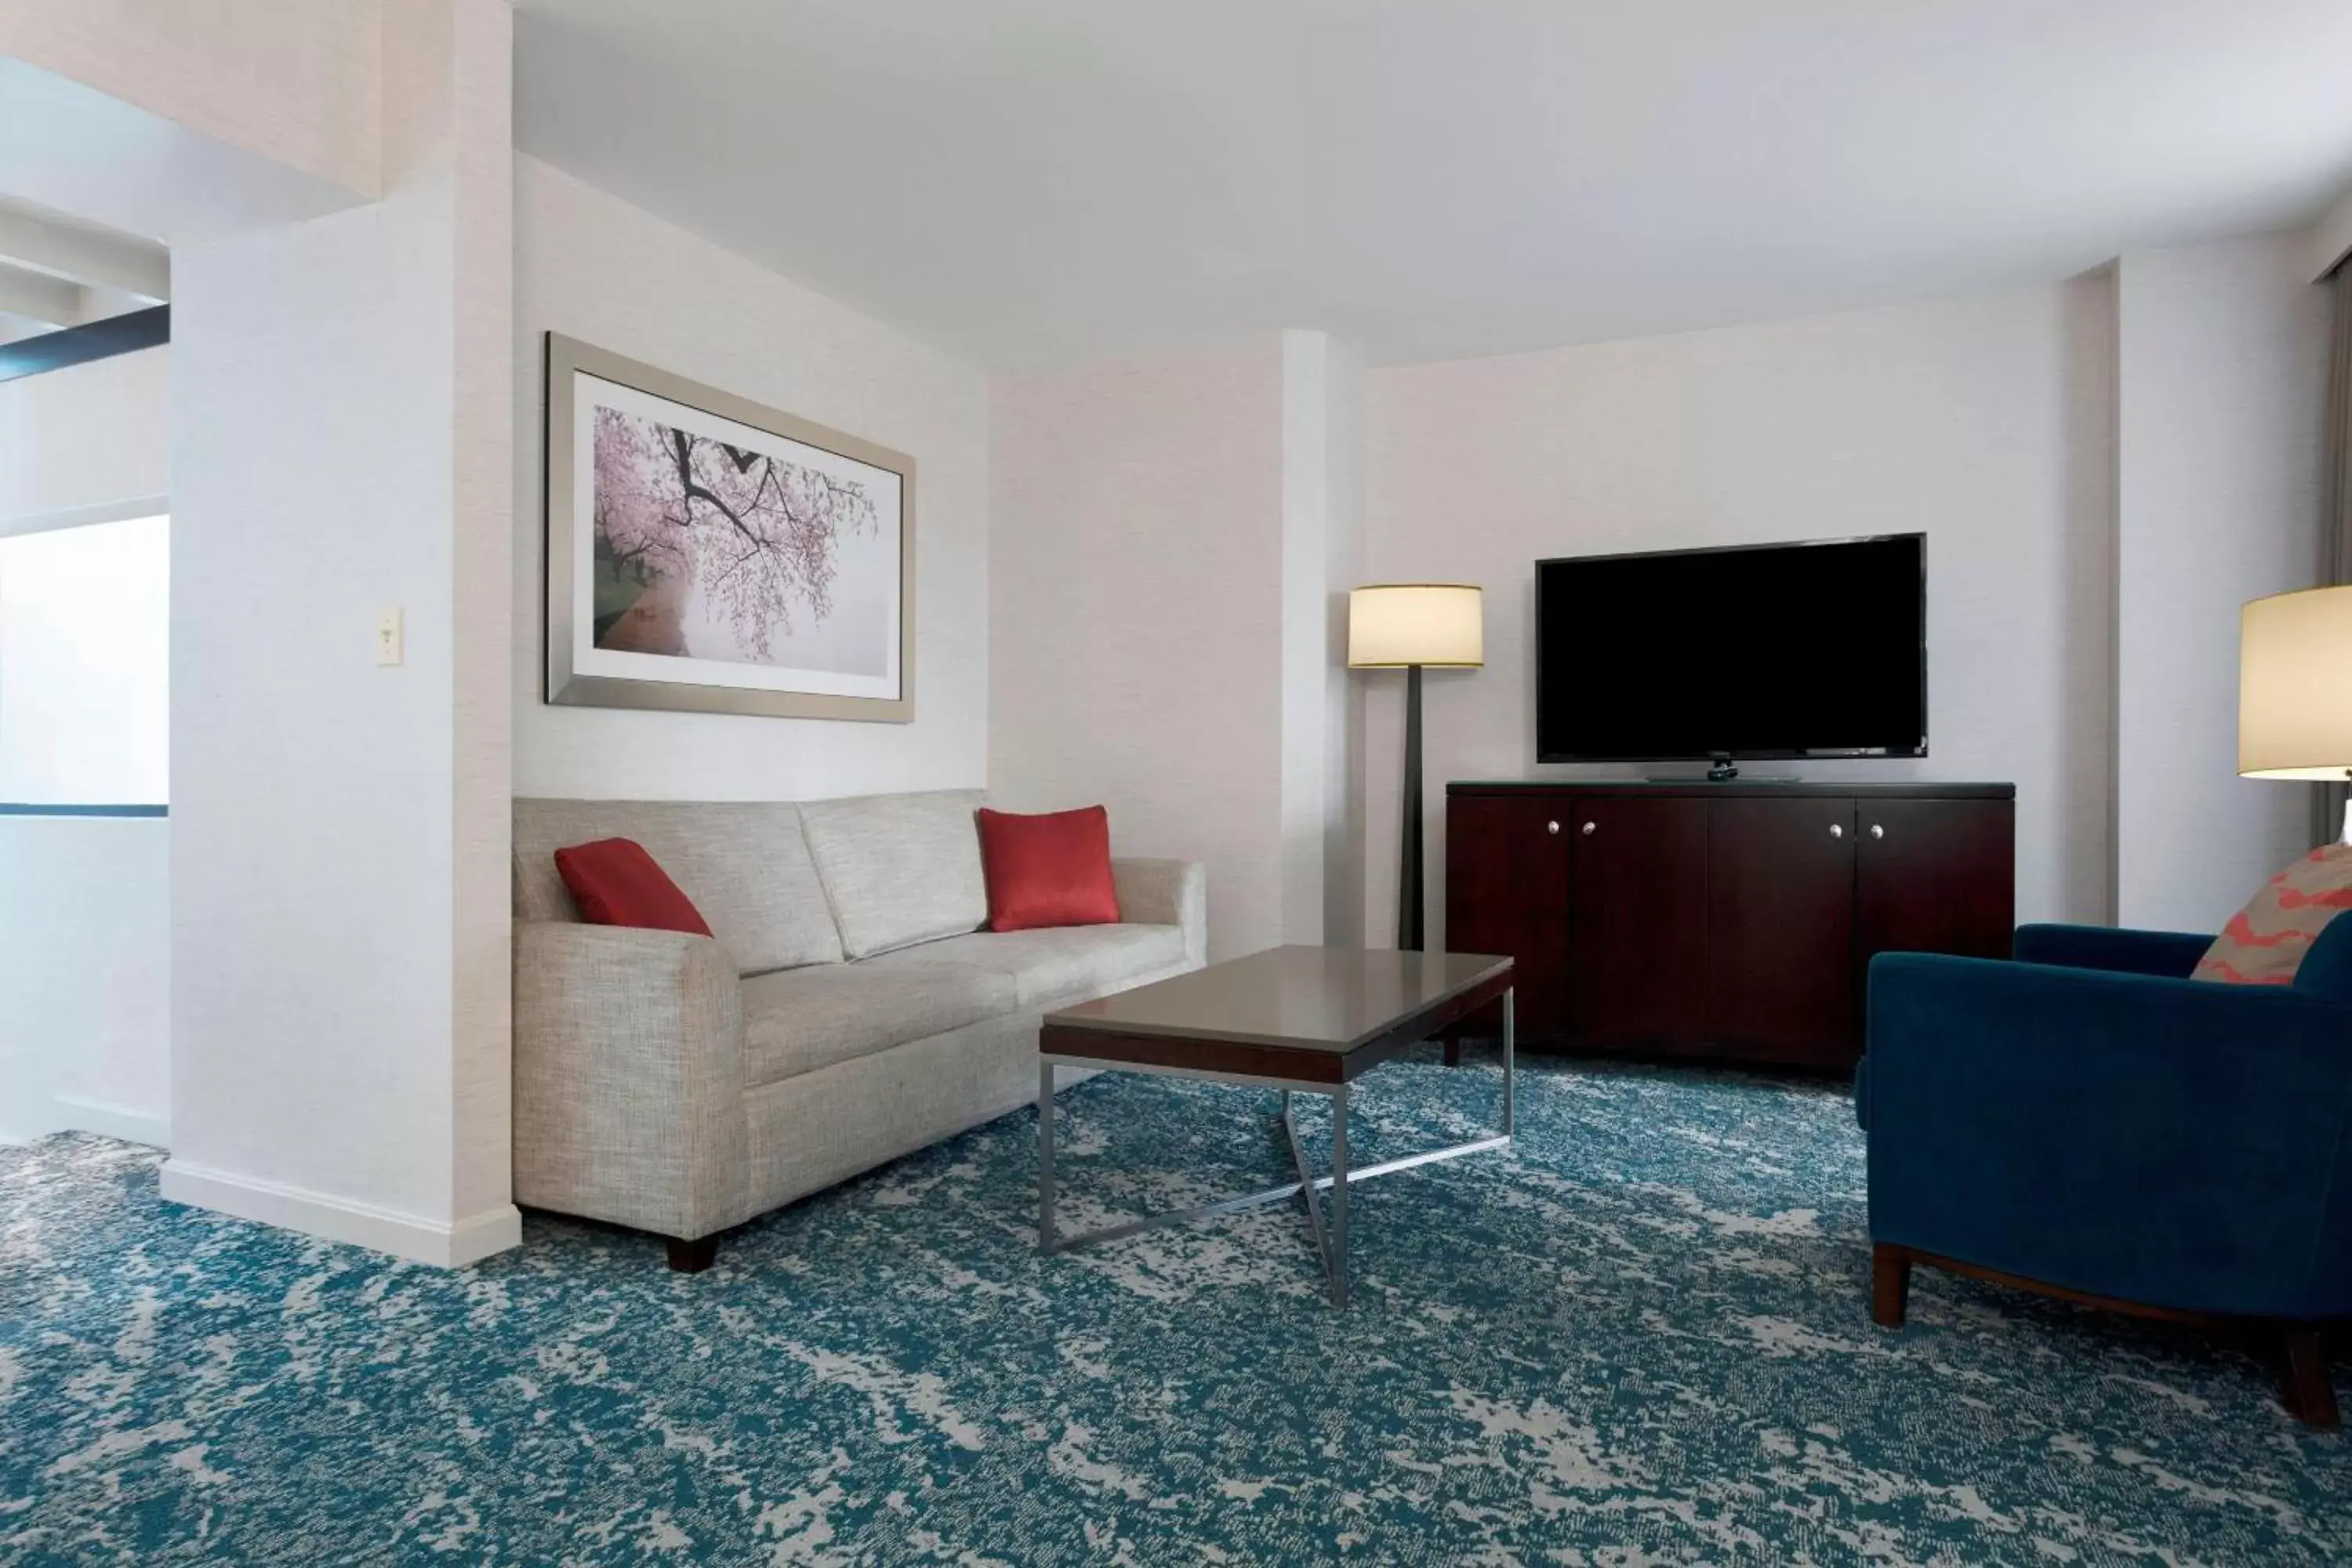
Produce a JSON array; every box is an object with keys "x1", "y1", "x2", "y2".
[
  {"x1": 158, "y1": 1157, "x2": 522, "y2": 1268},
  {"x1": 53, "y1": 1094, "x2": 169, "y2": 1149},
  {"x1": 0, "y1": 494, "x2": 170, "y2": 540}
]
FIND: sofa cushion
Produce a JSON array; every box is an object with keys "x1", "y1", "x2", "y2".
[
  {"x1": 800, "y1": 789, "x2": 989, "y2": 959},
  {"x1": 514, "y1": 800, "x2": 844, "y2": 975},
  {"x1": 2192, "y1": 843, "x2": 2352, "y2": 986},
  {"x1": 862, "y1": 924, "x2": 1189, "y2": 1010},
  {"x1": 740, "y1": 961, "x2": 1014, "y2": 1087}
]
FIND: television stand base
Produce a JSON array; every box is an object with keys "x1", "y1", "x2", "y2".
[
  {"x1": 1707, "y1": 757, "x2": 1738, "y2": 782},
  {"x1": 1649, "y1": 768, "x2": 1801, "y2": 785}
]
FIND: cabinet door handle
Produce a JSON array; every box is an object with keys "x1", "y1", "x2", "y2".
[
  {"x1": 1829, "y1": 822, "x2": 1844, "y2": 839},
  {"x1": 1581, "y1": 821, "x2": 1596, "y2": 836},
  {"x1": 1870, "y1": 823, "x2": 1885, "y2": 840},
  {"x1": 1546, "y1": 820, "x2": 1561, "y2": 835}
]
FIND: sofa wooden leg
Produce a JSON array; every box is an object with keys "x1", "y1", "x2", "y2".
[
  {"x1": 2283, "y1": 1328, "x2": 2339, "y2": 1428},
  {"x1": 1442, "y1": 1037, "x2": 1462, "y2": 1067},
  {"x1": 666, "y1": 1235, "x2": 717, "y2": 1273},
  {"x1": 1871, "y1": 1243, "x2": 1911, "y2": 1328}
]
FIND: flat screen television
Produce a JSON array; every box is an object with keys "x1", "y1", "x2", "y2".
[{"x1": 1536, "y1": 533, "x2": 1926, "y2": 768}]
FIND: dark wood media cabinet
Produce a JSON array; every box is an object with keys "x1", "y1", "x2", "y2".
[{"x1": 1444, "y1": 781, "x2": 2015, "y2": 1069}]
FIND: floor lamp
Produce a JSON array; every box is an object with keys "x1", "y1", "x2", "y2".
[
  {"x1": 2239, "y1": 584, "x2": 2352, "y2": 843},
  {"x1": 1348, "y1": 584, "x2": 1484, "y2": 950}
]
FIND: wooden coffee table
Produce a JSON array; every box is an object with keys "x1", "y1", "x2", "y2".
[{"x1": 1036, "y1": 946, "x2": 1515, "y2": 1308}]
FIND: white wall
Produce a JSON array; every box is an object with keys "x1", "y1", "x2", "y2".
[
  {"x1": 1363, "y1": 278, "x2": 2121, "y2": 944},
  {"x1": 1322, "y1": 338, "x2": 1369, "y2": 949},
  {"x1": 2114, "y1": 230, "x2": 2330, "y2": 933},
  {"x1": 0, "y1": 346, "x2": 169, "y2": 532},
  {"x1": 513, "y1": 154, "x2": 991, "y2": 803},
  {"x1": 0, "y1": 331, "x2": 172, "y2": 1149},
  {"x1": 1279, "y1": 331, "x2": 1367, "y2": 946},
  {"x1": 163, "y1": 0, "x2": 515, "y2": 1266},
  {"x1": 0, "y1": 818, "x2": 169, "y2": 1146},
  {"x1": 992, "y1": 338, "x2": 1289, "y2": 960},
  {"x1": 0, "y1": 515, "x2": 169, "y2": 804}
]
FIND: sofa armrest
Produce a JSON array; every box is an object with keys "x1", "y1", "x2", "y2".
[
  {"x1": 1112, "y1": 858, "x2": 1207, "y2": 966},
  {"x1": 2013, "y1": 923, "x2": 2212, "y2": 978},
  {"x1": 1864, "y1": 952, "x2": 2352, "y2": 1316},
  {"x1": 513, "y1": 921, "x2": 747, "y2": 1240}
]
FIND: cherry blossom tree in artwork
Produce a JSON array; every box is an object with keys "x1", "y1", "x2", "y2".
[{"x1": 590, "y1": 405, "x2": 879, "y2": 660}]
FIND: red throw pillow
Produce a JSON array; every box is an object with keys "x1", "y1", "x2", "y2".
[
  {"x1": 554, "y1": 838, "x2": 713, "y2": 937},
  {"x1": 976, "y1": 805, "x2": 1120, "y2": 932}
]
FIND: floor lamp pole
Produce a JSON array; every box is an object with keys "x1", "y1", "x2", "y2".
[{"x1": 1398, "y1": 662, "x2": 1425, "y2": 951}]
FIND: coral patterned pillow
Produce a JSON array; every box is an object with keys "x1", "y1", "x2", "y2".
[{"x1": 2191, "y1": 844, "x2": 2352, "y2": 985}]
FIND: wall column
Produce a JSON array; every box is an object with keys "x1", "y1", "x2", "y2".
[{"x1": 161, "y1": 0, "x2": 517, "y2": 1265}]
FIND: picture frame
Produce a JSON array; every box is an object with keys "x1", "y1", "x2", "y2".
[{"x1": 543, "y1": 332, "x2": 916, "y2": 722}]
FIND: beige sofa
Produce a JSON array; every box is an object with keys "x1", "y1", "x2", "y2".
[{"x1": 510, "y1": 789, "x2": 1206, "y2": 1268}]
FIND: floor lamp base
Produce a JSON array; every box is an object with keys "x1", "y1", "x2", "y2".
[{"x1": 1397, "y1": 664, "x2": 1424, "y2": 952}]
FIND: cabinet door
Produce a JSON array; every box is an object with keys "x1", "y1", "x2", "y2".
[
  {"x1": 1445, "y1": 794, "x2": 1570, "y2": 1040},
  {"x1": 1707, "y1": 797, "x2": 1859, "y2": 1064},
  {"x1": 1856, "y1": 799, "x2": 2016, "y2": 963},
  {"x1": 1569, "y1": 797, "x2": 1710, "y2": 1052}
]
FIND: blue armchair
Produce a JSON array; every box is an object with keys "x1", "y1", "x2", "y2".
[{"x1": 1858, "y1": 916, "x2": 2352, "y2": 1425}]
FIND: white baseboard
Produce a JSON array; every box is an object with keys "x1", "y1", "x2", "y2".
[
  {"x1": 158, "y1": 1158, "x2": 522, "y2": 1268},
  {"x1": 54, "y1": 1094, "x2": 170, "y2": 1149}
]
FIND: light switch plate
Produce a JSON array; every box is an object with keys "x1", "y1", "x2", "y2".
[{"x1": 376, "y1": 607, "x2": 404, "y2": 666}]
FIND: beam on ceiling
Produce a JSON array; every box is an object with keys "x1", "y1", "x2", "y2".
[
  {"x1": 0, "y1": 303, "x2": 166, "y2": 383},
  {"x1": 0, "y1": 208, "x2": 168, "y2": 301},
  {"x1": 0, "y1": 264, "x2": 82, "y2": 327}
]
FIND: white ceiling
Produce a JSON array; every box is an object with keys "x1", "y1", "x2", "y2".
[{"x1": 514, "y1": 0, "x2": 2352, "y2": 370}]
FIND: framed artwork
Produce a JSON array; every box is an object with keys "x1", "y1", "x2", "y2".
[{"x1": 543, "y1": 332, "x2": 915, "y2": 721}]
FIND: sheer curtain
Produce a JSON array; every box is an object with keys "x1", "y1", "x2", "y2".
[{"x1": 2321, "y1": 267, "x2": 2352, "y2": 845}]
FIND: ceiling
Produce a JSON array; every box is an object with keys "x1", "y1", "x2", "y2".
[{"x1": 514, "y1": 0, "x2": 2352, "y2": 370}]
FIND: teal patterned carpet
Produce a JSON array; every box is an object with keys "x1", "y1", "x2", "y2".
[{"x1": 4, "y1": 1055, "x2": 2349, "y2": 1566}]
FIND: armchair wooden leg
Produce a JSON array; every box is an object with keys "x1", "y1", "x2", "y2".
[
  {"x1": 666, "y1": 1235, "x2": 717, "y2": 1273},
  {"x1": 1871, "y1": 1243, "x2": 1911, "y2": 1328},
  {"x1": 2283, "y1": 1328, "x2": 2339, "y2": 1428},
  {"x1": 1442, "y1": 1038, "x2": 1462, "y2": 1067}
]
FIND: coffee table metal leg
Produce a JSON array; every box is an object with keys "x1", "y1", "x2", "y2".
[
  {"x1": 1503, "y1": 986, "x2": 1515, "y2": 1138},
  {"x1": 1331, "y1": 1083, "x2": 1350, "y2": 1309},
  {"x1": 1279, "y1": 1092, "x2": 1332, "y2": 1288},
  {"x1": 1037, "y1": 1059, "x2": 1057, "y2": 1255}
]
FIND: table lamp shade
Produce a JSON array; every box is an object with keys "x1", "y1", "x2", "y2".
[
  {"x1": 1348, "y1": 585, "x2": 1483, "y2": 668},
  {"x1": 2240, "y1": 585, "x2": 2352, "y2": 780}
]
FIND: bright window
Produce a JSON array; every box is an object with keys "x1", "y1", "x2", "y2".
[{"x1": 0, "y1": 514, "x2": 169, "y2": 806}]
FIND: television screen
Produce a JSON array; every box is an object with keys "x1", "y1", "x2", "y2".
[{"x1": 1536, "y1": 534, "x2": 1926, "y2": 763}]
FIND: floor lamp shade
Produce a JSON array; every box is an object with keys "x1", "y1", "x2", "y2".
[
  {"x1": 1347, "y1": 585, "x2": 1485, "y2": 669},
  {"x1": 2240, "y1": 585, "x2": 2352, "y2": 780},
  {"x1": 1348, "y1": 584, "x2": 1483, "y2": 953}
]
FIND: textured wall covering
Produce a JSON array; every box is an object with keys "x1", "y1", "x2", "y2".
[
  {"x1": 8, "y1": 1059, "x2": 2350, "y2": 1563},
  {"x1": 512, "y1": 155, "x2": 992, "y2": 804},
  {"x1": 0, "y1": 0, "x2": 383, "y2": 199},
  {"x1": 1363, "y1": 278, "x2": 2121, "y2": 944},
  {"x1": 2115, "y1": 230, "x2": 2331, "y2": 934},
  {"x1": 991, "y1": 339, "x2": 1289, "y2": 960}
]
